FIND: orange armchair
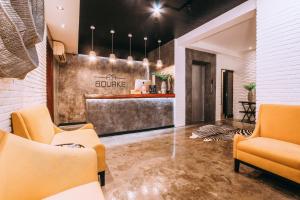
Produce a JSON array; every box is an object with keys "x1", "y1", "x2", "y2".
[
  {"x1": 233, "y1": 104, "x2": 300, "y2": 184},
  {"x1": 0, "y1": 130, "x2": 104, "y2": 200},
  {"x1": 11, "y1": 105, "x2": 106, "y2": 186}
]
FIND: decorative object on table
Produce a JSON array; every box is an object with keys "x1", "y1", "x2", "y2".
[
  {"x1": 130, "y1": 90, "x2": 141, "y2": 94},
  {"x1": 167, "y1": 75, "x2": 173, "y2": 93},
  {"x1": 243, "y1": 82, "x2": 256, "y2": 102},
  {"x1": 154, "y1": 72, "x2": 171, "y2": 94},
  {"x1": 190, "y1": 124, "x2": 253, "y2": 142},
  {"x1": 156, "y1": 40, "x2": 163, "y2": 68},
  {"x1": 149, "y1": 85, "x2": 157, "y2": 94},
  {"x1": 0, "y1": 0, "x2": 45, "y2": 79},
  {"x1": 134, "y1": 79, "x2": 151, "y2": 92}
]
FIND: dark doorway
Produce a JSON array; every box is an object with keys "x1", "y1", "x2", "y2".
[
  {"x1": 46, "y1": 40, "x2": 54, "y2": 120},
  {"x1": 192, "y1": 64, "x2": 206, "y2": 123},
  {"x1": 222, "y1": 70, "x2": 234, "y2": 118}
]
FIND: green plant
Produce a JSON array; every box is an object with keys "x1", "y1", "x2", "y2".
[
  {"x1": 153, "y1": 72, "x2": 171, "y2": 81},
  {"x1": 244, "y1": 82, "x2": 256, "y2": 91}
]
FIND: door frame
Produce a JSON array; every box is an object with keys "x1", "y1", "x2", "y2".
[
  {"x1": 46, "y1": 40, "x2": 54, "y2": 120},
  {"x1": 221, "y1": 69, "x2": 234, "y2": 119}
]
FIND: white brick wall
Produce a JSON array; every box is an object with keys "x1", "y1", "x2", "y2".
[
  {"x1": 0, "y1": 35, "x2": 47, "y2": 132},
  {"x1": 256, "y1": 0, "x2": 300, "y2": 109},
  {"x1": 216, "y1": 51, "x2": 256, "y2": 120}
]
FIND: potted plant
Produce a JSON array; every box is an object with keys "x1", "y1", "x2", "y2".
[
  {"x1": 154, "y1": 72, "x2": 171, "y2": 94},
  {"x1": 243, "y1": 82, "x2": 256, "y2": 102}
]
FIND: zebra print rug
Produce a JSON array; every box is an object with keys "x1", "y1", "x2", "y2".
[{"x1": 190, "y1": 125, "x2": 253, "y2": 142}]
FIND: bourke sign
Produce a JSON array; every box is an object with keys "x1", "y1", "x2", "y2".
[{"x1": 94, "y1": 74, "x2": 127, "y2": 88}]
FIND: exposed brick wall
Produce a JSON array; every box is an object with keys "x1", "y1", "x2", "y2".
[
  {"x1": 216, "y1": 51, "x2": 256, "y2": 120},
  {"x1": 256, "y1": 0, "x2": 300, "y2": 109},
  {"x1": 0, "y1": 35, "x2": 47, "y2": 132}
]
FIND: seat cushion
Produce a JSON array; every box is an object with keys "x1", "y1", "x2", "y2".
[
  {"x1": 52, "y1": 129, "x2": 100, "y2": 149},
  {"x1": 51, "y1": 129, "x2": 106, "y2": 172},
  {"x1": 238, "y1": 137, "x2": 300, "y2": 169},
  {"x1": 43, "y1": 182, "x2": 104, "y2": 200}
]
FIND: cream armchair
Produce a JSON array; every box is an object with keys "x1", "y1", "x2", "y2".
[
  {"x1": 11, "y1": 105, "x2": 106, "y2": 186},
  {"x1": 0, "y1": 130, "x2": 104, "y2": 200}
]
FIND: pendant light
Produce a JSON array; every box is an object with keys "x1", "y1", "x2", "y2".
[
  {"x1": 156, "y1": 40, "x2": 163, "y2": 68},
  {"x1": 109, "y1": 30, "x2": 116, "y2": 63},
  {"x1": 142, "y1": 37, "x2": 149, "y2": 67},
  {"x1": 127, "y1": 33, "x2": 133, "y2": 65},
  {"x1": 89, "y1": 25, "x2": 96, "y2": 61}
]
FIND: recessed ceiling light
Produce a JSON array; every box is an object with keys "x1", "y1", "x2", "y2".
[
  {"x1": 248, "y1": 46, "x2": 253, "y2": 50},
  {"x1": 61, "y1": 24, "x2": 65, "y2": 28},
  {"x1": 56, "y1": 5, "x2": 64, "y2": 11},
  {"x1": 151, "y1": 2, "x2": 162, "y2": 17}
]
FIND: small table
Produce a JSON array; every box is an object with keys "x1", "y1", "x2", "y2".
[{"x1": 239, "y1": 101, "x2": 256, "y2": 123}]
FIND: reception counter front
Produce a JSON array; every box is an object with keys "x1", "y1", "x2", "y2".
[{"x1": 85, "y1": 94, "x2": 175, "y2": 136}]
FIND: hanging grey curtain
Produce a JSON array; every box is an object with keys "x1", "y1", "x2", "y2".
[{"x1": 0, "y1": 0, "x2": 44, "y2": 79}]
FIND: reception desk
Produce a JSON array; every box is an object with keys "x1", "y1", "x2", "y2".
[{"x1": 85, "y1": 94, "x2": 175, "y2": 136}]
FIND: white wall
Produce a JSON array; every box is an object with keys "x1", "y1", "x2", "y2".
[
  {"x1": 256, "y1": 0, "x2": 300, "y2": 108},
  {"x1": 174, "y1": 39, "x2": 186, "y2": 127},
  {"x1": 216, "y1": 51, "x2": 256, "y2": 121},
  {"x1": 0, "y1": 36, "x2": 47, "y2": 132}
]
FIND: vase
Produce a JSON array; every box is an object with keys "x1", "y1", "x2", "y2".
[
  {"x1": 161, "y1": 81, "x2": 167, "y2": 94},
  {"x1": 248, "y1": 91, "x2": 254, "y2": 102}
]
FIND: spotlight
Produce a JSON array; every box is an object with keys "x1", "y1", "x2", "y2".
[{"x1": 152, "y1": 2, "x2": 162, "y2": 17}]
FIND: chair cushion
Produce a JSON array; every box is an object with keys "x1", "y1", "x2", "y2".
[
  {"x1": 51, "y1": 129, "x2": 106, "y2": 172},
  {"x1": 238, "y1": 137, "x2": 300, "y2": 169},
  {"x1": 43, "y1": 182, "x2": 104, "y2": 200},
  {"x1": 52, "y1": 129, "x2": 100, "y2": 148},
  {"x1": 15, "y1": 105, "x2": 55, "y2": 144}
]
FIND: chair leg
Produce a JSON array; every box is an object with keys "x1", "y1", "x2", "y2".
[
  {"x1": 234, "y1": 159, "x2": 240, "y2": 172},
  {"x1": 98, "y1": 171, "x2": 105, "y2": 186}
]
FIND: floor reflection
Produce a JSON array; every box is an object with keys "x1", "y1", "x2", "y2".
[{"x1": 101, "y1": 121, "x2": 299, "y2": 200}]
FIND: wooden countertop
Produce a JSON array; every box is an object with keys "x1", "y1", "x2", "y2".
[{"x1": 85, "y1": 93, "x2": 175, "y2": 99}]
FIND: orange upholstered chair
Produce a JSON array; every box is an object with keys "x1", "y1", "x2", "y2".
[
  {"x1": 0, "y1": 130, "x2": 104, "y2": 200},
  {"x1": 233, "y1": 104, "x2": 300, "y2": 184},
  {"x1": 11, "y1": 105, "x2": 106, "y2": 186}
]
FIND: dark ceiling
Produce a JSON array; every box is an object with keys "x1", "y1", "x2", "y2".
[{"x1": 78, "y1": 0, "x2": 247, "y2": 58}]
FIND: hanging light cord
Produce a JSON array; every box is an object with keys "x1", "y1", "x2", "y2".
[
  {"x1": 91, "y1": 29, "x2": 94, "y2": 51},
  {"x1": 111, "y1": 31, "x2": 114, "y2": 54},
  {"x1": 158, "y1": 40, "x2": 161, "y2": 59},
  {"x1": 129, "y1": 36, "x2": 132, "y2": 56},
  {"x1": 144, "y1": 39, "x2": 147, "y2": 57}
]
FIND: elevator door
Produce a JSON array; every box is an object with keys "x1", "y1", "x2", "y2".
[{"x1": 192, "y1": 64, "x2": 206, "y2": 122}]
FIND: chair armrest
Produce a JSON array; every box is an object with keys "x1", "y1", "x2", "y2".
[
  {"x1": 0, "y1": 134, "x2": 98, "y2": 200},
  {"x1": 53, "y1": 124, "x2": 64, "y2": 134},
  {"x1": 79, "y1": 123, "x2": 95, "y2": 130},
  {"x1": 233, "y1": 128, "x2": 260, "y2": 158},
  {"x1": 93, "y1": 143, "x2": 106, "y2": 171},
  {"x1": 53, "y1": 123, "x2": 95, "y2": 134}
]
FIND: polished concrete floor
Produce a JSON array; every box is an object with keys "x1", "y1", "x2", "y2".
[{"x1": 100, "y1": 122, "x2": 300, "y2": 200}]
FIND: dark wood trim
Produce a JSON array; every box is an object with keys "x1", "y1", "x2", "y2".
[
  {"x1": 46, "y1": 40, "x2": 54, "y2": 120},
  {"x1": 85, "y1": 93, "x2": 175, "y2": 99}
]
